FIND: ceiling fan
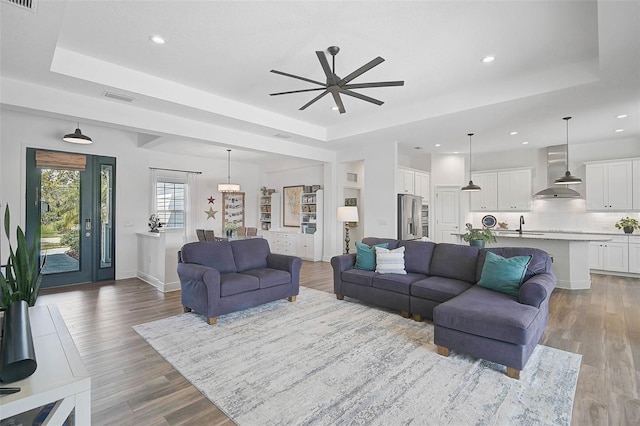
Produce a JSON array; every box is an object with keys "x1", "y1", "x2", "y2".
[{"x1": 269, "y1": 46, "x2": 404, "y2": 114}]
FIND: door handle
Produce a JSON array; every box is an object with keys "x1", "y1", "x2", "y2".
[{"x1": 85, "y1": 218, "x2": 92, "y2": 231}]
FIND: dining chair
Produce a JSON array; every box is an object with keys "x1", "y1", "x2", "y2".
[
  {"x1": 246, "y1": 227, "x2": 258, "y2": 236},
  {"x1": 204, "y1": 230, "x2": 216, "y2": 241},
  {"x1": 237, "y1": 226, "x2": 247, "y2": 237},
  {"x1": 196, "y1": 229, "x2": 206, "y2": 241}
]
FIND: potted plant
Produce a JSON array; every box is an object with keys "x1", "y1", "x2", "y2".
[
  {"x1": 224, "y1": 222, "x2": 238, "y2": 238},
  {"x1": 462, "y1": 223, "x2": 496, "y2": 248},
  {"x1": 1, "y1": 205, "x2": 46, "y2": 309},
  {"x1": 615, "y1": 216, "x2": 639, "y2": 234},
  {"x1": 148, "y1": 214, "x2": 163, "y2": 232}
]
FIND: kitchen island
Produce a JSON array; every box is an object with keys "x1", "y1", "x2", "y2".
[{"x1": 491, "y1": 231, "x2": 611, "y2": 290}]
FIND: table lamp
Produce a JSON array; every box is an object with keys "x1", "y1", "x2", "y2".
[{"x1": 337, "y1": 206, "x2": 359, "y2": 254}]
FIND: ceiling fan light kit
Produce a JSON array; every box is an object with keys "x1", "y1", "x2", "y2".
[{"x1": 270, "y1": 46, "x2": 404, "y2": 114}]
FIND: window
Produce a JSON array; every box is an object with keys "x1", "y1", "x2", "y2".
[{"x1": 156, "y1": 181, "x2": 185, "y2": 228}]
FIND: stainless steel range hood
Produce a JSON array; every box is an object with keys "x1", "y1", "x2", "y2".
[{"x1": 534, "y1": 145, "x2": 581, "y2": 199}]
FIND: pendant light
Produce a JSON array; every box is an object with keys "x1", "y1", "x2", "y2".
[
  {"x1": 554, "y1": 116, "x2": 582, "y2": 185},
  {"x1": 461, "y1": 133, "x2": 481, "y2": 191},
  {"x1": 218, "y1": 149, "x2": 241, "y2": 193},
  {"x1": 63, "y1": 122, "x2": 92, "y2": 144}
]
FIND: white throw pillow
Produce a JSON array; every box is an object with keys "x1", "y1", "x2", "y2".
[{"x1": 375, "y1": 246, "x2": 407, "y2": 275}]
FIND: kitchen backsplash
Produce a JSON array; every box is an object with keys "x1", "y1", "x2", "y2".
[{"x1": 467, "y1": 198, "x2": 640, "y2": 234}]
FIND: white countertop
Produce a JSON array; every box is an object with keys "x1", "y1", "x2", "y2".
[{"x1": 492, "y1": 231, "x2": 611, "y2": 242}]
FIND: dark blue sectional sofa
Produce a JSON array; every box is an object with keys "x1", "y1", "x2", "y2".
[
  {"x1": 177, "y1": 238, "x2": 302, "y2": 325},
  {"x1": 331, "y1": 237, "x2": 556, "y2": 379}
]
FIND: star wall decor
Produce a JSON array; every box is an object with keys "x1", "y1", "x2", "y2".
[
  {"x1": 205, "y1": 206, "x2": 218, "y2": 219},
  {"x1": 207, "y1": 196, "x2": 215, "y2": 204}
]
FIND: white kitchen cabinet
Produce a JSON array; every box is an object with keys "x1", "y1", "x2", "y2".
[
  {"x1": 469, "y1": 172, "x2": 497, "y2": 211},
  {"x1": 629, "y1": 238, "x2": 640, "y2": 273},
  {"x1": 633, "y1": 160, "x2": 640, "y2": 210},
  {"x1": 585, "y1": 160, "x2": 633, "y2": 210},
  {"x1": 396, "y1": 168, "x2": 415, "y2": 194},
  {"x1": 415, "y1": 171, "x2": 430, "y2": 204},
  {"x1": 590, "y1": 235, "x2": 630, "y2": 273},
  {"x1": 497, "y1": 169, "x2": 531, "y2": 211}
]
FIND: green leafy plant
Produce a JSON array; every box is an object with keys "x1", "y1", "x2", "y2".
[
  {"x1": 461, "y1": 223, "x2": 497, "y2": 244},
  {"x1": 615, "y1": 217, "x2": 639, "y2": 230},
  {"x1": 1, "y1": 205, "x2": 46, "y2": 309},
  {"x1": 224, "y1": 222, "x2": 238, "y2": 232}
]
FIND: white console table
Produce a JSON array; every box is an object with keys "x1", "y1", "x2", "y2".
[{"x1": 0, "y1": 305, "x2": 91, "y2": 425}]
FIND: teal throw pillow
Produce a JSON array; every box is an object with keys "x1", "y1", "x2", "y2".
[
  {"x1": 477, "y1": 251, "x2": 532, "y2": 297},
  {"x1": 354, "y1": 242, "x2": 388, "y2": 271}
]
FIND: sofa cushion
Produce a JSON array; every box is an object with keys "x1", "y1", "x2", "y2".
[
  {"x1": 375, "y1": 246, "x2": 406, "y2": 274},
  {"x1": 231, "y1": 238, "x2": 270, "y2": 272},
  {"x1": 434, "y1": 286, "x2": 542, "y2": 345},
  {"x1": 342, "y1": 269, "x2": 376, "y2": 287},
  {"x1": 354, "y1": 242, "x2": 388, "y2": 271},
  {"x1": 476, "y1": 247, "x2": 551, "y2": 282},
  {"x1": 372, "y1": 272, "x2": 424, "y2": 295},
  {"x1": 362, "y1": 237, "x2": 399, "y2": 249},
  {"x1": 180, "y1": 241, "x2": 237, "y2": 274},
  {"x1": 398, "y1": 240, "x2": 436, "y2": 275},
  {"x1": 477, "y1": 251, "x2": 532, "y2": 297},
  {"x1": 220, "y1": 273, "x2": 260, "y2": 297},
  {"x1": 429, "y1": 243, "x2": 479, "y2": 283},
  {"x1": 241, "y1": 268, "x2": 291, "y2": 289},
  {"x1": 410, "y1": 276, "x2": 473, "y2": 303}
]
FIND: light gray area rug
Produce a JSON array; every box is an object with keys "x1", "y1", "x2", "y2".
[{"x1": 134, "y1": 287, "x2": 581, "y2": 425}]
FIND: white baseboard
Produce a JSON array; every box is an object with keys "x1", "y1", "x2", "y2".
[{"x1": 136, "y1": 271, "x2": 180, "y2": 292}]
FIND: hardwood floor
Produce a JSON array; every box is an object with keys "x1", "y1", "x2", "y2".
[{"x1": 37, "y1": 262, "x2": 639, "y2": 425}]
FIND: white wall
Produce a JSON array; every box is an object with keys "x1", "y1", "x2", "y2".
[{"x1": 0, "y1": 109, "x2": 261, "y2": 279}]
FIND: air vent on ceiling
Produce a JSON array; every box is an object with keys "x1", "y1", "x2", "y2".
[
  {"x1": 347, "y1": 172, "x2": 358, "y2": 183},
  {"x1": 3, "y1": 0, "x2": 37, "y2": 11},
  {"x1": 274, "y1": 133, "x2": 292, "y2": 139},
  {"x1": 103, "y1": 91, "x2": 135, "y2": 103}
]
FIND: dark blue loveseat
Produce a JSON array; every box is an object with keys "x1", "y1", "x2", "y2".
[{"x1": 178, "y1": 238, "x2": 302, "y2": 324}]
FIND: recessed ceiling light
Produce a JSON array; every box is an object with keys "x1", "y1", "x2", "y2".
[
  {"x1": 616, "y1": 114, "x2": 628, "y2": 119},
  {"x1": 149, "y1": 35, "x2": 166, "y2": 45},
  {"x1": 331, "y1": 106, "x2": 339, "y2": 111},
  {"x1": 481, "y1": 56, "x2": 495, "y2": 63},
  {"x1": 453, "y1": 151, "x2": 459, "y2": 154},
  {"x1": 615, "y1": 129, "x2": 624, "y2": 133},
  {"x1": 522, "y1": 141, "x2": 529, "y2": 145},
  {"x1": 509, "y1": 131, "x2": 518, "y2": 135},
  {"x1": 434, "y1": 144, "x2": 441, "y2": 147}
]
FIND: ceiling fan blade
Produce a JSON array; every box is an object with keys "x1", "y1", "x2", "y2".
[
  {"x1": 315, "y1": 51, "x2": 337, "y2": 85},
  {"x1": 270, "y1": 70, "x2": 326, "y2": 87},
  {"x1": 339, "y1": 88, "x2": 384, "y2": 106},
  {"x1": 329, "y1": 88, "x2": 346, "y2": 114},
  {"x1": 270, "y1": 87, "x2": 328, "y2": 96},
  {"x1": 343, "y1": 81, "x2": 405, "y2": 90},
  {"x1": 299, "y1": 90, "x2": 329, "y2": 110},
  {"x1": 337, "y1": 56, "x2": 385, "y2": 85}
]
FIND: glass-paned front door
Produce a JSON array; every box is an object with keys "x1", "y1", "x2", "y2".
[{"x1": 26, "y1": 149, "x2": 116, "y2": 287}]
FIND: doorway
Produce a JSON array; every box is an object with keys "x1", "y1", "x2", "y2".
[{"x1": 25, "y1": 148, "x2": 116, "y2": 287}]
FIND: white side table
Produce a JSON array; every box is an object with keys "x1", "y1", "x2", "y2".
[{"x1": 0, "y1": 305, "x2": 91, "y2": 425}]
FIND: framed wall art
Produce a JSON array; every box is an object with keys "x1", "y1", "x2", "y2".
[
  {"x1": 222, "y1": 192, "x2": 245, "y2": 227},
  {"x1": 283, "y1": 185, "x2": 304, "y2": 227}
]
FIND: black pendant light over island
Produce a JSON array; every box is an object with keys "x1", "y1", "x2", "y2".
[
  {"x1": 62, "y1": 122, "x2": 92, "y2": 145},
  {"x1": 461, "y1": 133, "x2": 481, "y2": 192},
  {"x1": 554, "y1": 116, "x2": 582, "y2": 185}
]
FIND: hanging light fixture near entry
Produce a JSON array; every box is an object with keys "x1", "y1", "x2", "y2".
[
  {"x1": 461, "y1": 133, "x2": 481, "y2": 191},
  {"x1": 218, "y1": 149, "x2": 241, "y2": 193},
  {"x1": 554, "y1": 116, "x2": 582, "y2": 185},
  {"x1": 62, "y1": 122, "x2": 92, "y2": 144}
]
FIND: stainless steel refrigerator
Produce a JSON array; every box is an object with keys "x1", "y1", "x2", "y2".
[{"x1": 398, "y1": 194, "x2": 423, "y2": 240}]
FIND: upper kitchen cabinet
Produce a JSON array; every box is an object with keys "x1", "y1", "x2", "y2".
[
  {"x1": 396, "y1": 168, "x2": 415, "y2": 195},
  {"x1": 585, "y1": 160, "x2": 633, "y2": 211},
  {"x1": 497, "y1": 169, "x2": 532, "y2": 211},
  {"x1": 414, "y1": 171, "x2": 430, "y2": 204},
  {"x1": 469, "y1": 171, "x2": 498, "y2": 211},
  {"x1": 397, "y1": 167, "x2": 430, "y2": 204}
]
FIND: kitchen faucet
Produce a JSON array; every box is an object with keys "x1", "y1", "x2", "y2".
[{"x1": 518, "y1": 215, "x2": 525, "y2": 235}]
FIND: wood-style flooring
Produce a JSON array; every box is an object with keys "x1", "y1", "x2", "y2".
[{"x1": 36, "y1": 262, "x2": 640, "y2": 425}]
